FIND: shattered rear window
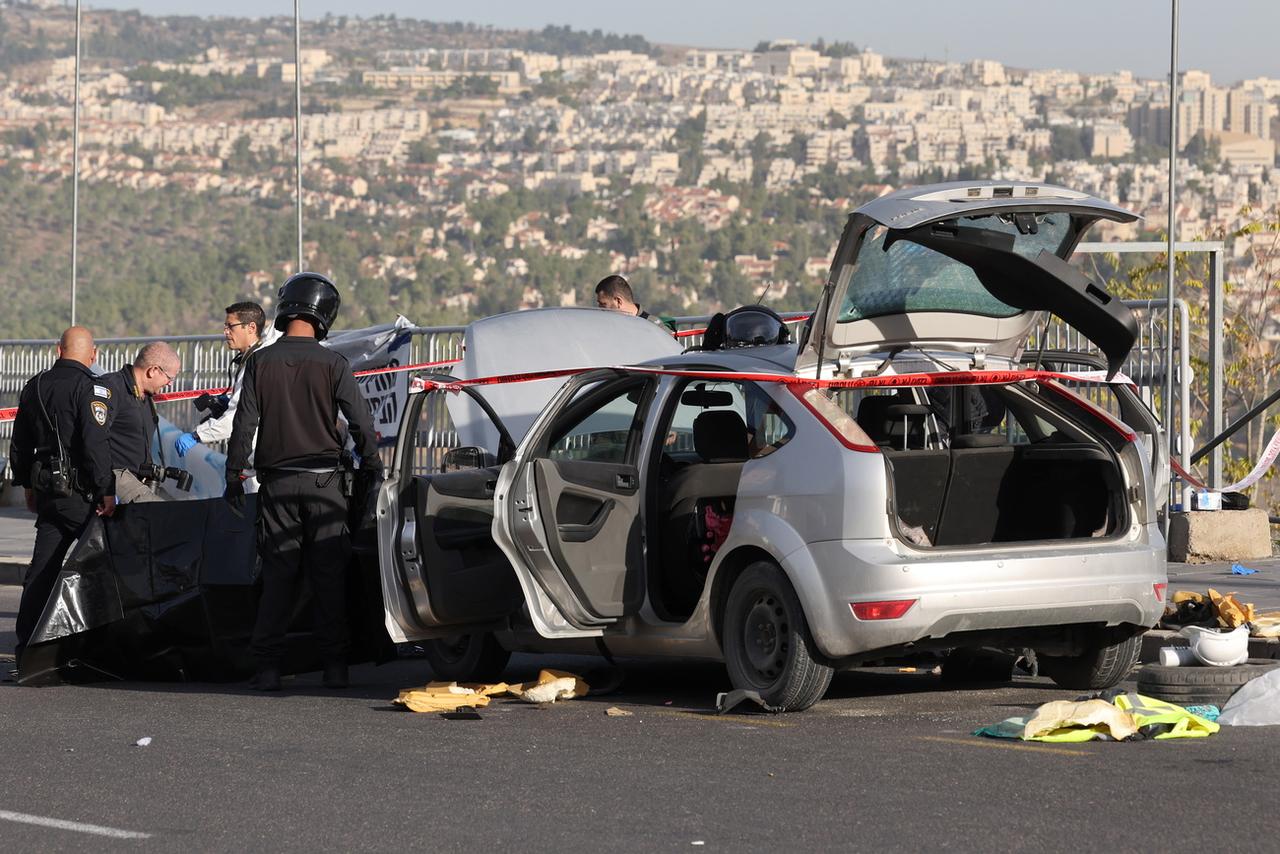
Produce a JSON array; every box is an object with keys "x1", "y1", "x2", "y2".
[{"x1": 838, "y1": 213, "x2": 1071, "y2": 322}]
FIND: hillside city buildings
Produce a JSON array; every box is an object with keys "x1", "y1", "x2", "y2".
[{"x1": 1, "y1": 15, "x2": 1278, "y2": 313}]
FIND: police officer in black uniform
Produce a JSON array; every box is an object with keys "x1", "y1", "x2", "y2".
[
  {"x1": 225, "y1": 273, "x2": 382, "y2": 691},
  {"x1": 101, "y1": 342, "x2": 181, "y2": 503},
  {"x1": 9, "y1": 326, "x2": 116, "y2": 670}
]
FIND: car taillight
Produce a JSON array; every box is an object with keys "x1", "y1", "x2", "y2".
[
  {"x1": 790, "y1": 386, "x2": 879, "y2": 452},
  {"x1": 851, "y1": 599, "x2": 917, "y2": 620},
  {"x1": 1153, "y1": 583, "x2": 1167, "y2": 602}
]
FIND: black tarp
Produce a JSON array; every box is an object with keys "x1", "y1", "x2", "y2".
[{"x1": 18, "y1": 497, "x2": 391, "y2": 685}]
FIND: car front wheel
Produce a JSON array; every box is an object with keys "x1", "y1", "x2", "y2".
[
  {"x1": 722, "y1": 561, "x2": 833, "y2": 712},
  {"x1": 422, "y1": 632, "x2": 511, "y2": 683}
]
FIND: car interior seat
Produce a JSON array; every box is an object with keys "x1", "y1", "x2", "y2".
[
  {"x1": 856, "y1": 392, "x2": 929, "y2": 449},
  {"x1": 658, "y1": 410, "x2": 749, "y2": 619}
]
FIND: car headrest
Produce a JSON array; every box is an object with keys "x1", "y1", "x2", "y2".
[
  {"x1": 855, "y1": 393, "x2": 899, "y2": 446},
  {"x1": 693, "y1": 410, "x2": 749, "y2": 463}
]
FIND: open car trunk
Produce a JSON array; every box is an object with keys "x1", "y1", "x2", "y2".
[
  {"x1": 847, "y1": 380, "x2": 1131, "y2": 548},
  {"x1": 885, "y1": 440, "x2": 1126, "y2": 547}
]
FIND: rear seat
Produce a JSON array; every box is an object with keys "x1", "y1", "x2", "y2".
[{"x1": 659, "y1": 410, "x2": 749, "y2": 615}]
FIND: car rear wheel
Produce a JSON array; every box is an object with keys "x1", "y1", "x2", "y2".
[
  {"x1": 1041, "y1": 634, "x2": 1142, "y2": 690},
  {"x1": 422, "y1": 632, "x2": 511, "y2": 683},
  {"x1": 723, "y1": 561, "x2": 833, "y2": 712}
]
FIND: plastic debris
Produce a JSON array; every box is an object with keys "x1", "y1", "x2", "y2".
[
  {"x1": 1219, "y1": 669, "x2": 1280, "y2": 726},
  {"x1": 716, "y1": 688, "x2": 784, "y2": 715},
  {"x1": 440, "y1": 706, "x2": 483, "y2": 721},
  {"x1": 605, "y1": 706, "x2": 634, "y2": 717},
  {"x1": 1183, "y1": 704, "x2": 1221, "y2": 722},
  {"x1": 510, "y1": 670, "x2": 589, "y2": 704},
  {"x1": 135, "y1": 737, "x2": 152, "y2": 747},
  {"x1": 975, "y1": 693, "x2": 1219, "y2": 742},
  {"x1": 1231, "y1": 563, "x2": 1259, "y2": 576}
]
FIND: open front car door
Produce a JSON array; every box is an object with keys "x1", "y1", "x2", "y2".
[
  {"x1": 377, "y1": 375, "x2": 524, "y2": 642},
  {"x1": 494, "y1": 370, "x2": 656, "y2": 638}
]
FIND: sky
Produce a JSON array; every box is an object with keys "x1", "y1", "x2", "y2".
[{"x1": 90, "y1": 0, "x2": 1276, "y2": 85}]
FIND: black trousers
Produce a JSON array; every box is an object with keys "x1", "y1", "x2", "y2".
[
  {"x1": 251, "y1": 471, "x2": 351, "y2": 667},
  {"x1": 16, "y1": 492, "x2": 93, "y2": 662}
]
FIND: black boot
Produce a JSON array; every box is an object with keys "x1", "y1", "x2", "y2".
[
  {"x1": 322, "y1": 661, "x2": 348, "y2": 689},
  {"x1": 250, "y1": 667, "x2": 282, "y2": 691}
]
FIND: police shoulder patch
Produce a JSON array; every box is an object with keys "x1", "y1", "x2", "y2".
[
  {"x1": 93, "y1": 384, "x2": 112, "y2": 399},
  {"x1": 90, "y1": 400, "x2": 108, "y2": 426}
]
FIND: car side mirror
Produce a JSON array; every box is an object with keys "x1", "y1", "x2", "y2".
[{"x1": 441, "y1": 446, "x2": 495, "y2": 473}]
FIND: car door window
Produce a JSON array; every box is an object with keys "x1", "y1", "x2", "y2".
[
  {"x1": 546, "y1": 379, "x2": 650, "y2": 464},
  {"x1": 400, "y1": 383, "x2": 510, "y2": 477},
  {"x1": 666, "y1": 380, "x2": 794, "y2": 460}
]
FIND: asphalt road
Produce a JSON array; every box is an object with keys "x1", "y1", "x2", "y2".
[{"x1": 2, "y1": 585, "x2": 1280, "y2": 852}]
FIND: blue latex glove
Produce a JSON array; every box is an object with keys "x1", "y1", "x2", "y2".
[{"x1": 175, "y1": 432, "x2": 200, "y2": 457}]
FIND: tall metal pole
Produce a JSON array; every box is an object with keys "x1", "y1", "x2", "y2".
[
  {"x1": 1165, "y1": 0, "x2": 1179, "y2": 482},
  {"x1": 70, "y1": 0, "x2": 82, "y2": 326},
  {"x1": 293, "y1": 0, "x2": 304, "y2": 273}
]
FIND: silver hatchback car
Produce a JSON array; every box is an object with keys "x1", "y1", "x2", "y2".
[{"x1": 375, "y1": 181, "x2": 1168, "y2": 711}]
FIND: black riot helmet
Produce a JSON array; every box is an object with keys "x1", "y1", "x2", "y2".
[
  {"x1": 274, "y1": 272, "x2": 341, "y2": 340},
  {"x1": 721, "y1": 305, "x2": 791, "y2": 348}
]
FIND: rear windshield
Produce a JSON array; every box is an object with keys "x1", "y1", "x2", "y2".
[{"x1": 837, "y1": 212, "x2": 1072, "y2": 323}]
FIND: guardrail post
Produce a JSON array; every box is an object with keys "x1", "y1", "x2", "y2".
[{"x1": 1208, "y1": 246, "x2": 1224, "y2": 488}]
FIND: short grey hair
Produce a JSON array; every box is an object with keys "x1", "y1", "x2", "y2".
[{"x1": 135, "y1": 341, "x2": 180, "y2": 373}]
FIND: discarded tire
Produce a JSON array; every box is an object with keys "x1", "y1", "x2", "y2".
[{"x1": 1136, "y1": 659, "x2": 1280, "y2": 707}]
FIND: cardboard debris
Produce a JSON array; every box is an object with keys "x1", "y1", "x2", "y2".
[
  {"x1": 393, "y1": 671, "x2": 589, "y2": 713},
  {"x1": 605, "y1": 706, "x2": 634, "y2": 717},
  {"x1": 394, "y1": 683, "x2": 496, "y2": 714},
  {"x1": 1207, "y1": 588, "x2": 1255, "y2": 628}
]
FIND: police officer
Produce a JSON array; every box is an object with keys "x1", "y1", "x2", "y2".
[
  {"x1": 225, "y1": 273, "x2": 382, "y2": 691},
  {"x1": 101, "y1": 342, "x2": 182, "y2": 503},
  {"x1": 9, "y1": 326, "x2": 116, "y2": 670},
  {"x1": 174, "y1": 302, "x2": 277, "y2": 474}
]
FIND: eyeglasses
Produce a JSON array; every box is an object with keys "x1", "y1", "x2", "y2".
[
  {"x1": 154, "y1": 365, "x2": 177, "y2": 384},
  {"x1": 223, "y1": 321, "x2": 251, "y2": 331}
]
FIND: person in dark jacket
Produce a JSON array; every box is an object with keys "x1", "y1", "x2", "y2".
[
  {"x1": 101, "y1": 342, "x2": 181, "y2": 503},
  {"x1": 9, "y1": 326, "x2": 116, "y2": 670},
  {"x1": 226, "y1": 272, "x2": 382, "y2": 691}
]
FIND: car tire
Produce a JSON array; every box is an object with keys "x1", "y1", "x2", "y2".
[
  {"x1": 422, "y1": 632, "x2": 511, "y2": 683},
  {"x1": 1042, "y1": 634, "x2": 1142, "y2": 690},
  {"x1": 722, "y1": 561, "x2": 833, "y2": 712},
  {"x1": 1136, "y1": 659, "x2": 1280, "y2": 707}
]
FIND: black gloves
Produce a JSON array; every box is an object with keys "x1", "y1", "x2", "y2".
[
  {"x1": 224, "y1": 472, "x2": 246, "y2": 515},
  {"x1": 353, "y1": 468, "x2": 383, "y2": 531}
]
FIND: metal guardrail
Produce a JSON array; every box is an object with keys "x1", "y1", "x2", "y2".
[{"x1": 0, "y1": 306, "x2": 1193, "y2": 490}]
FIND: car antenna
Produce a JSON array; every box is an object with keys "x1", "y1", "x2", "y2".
[{"x1": 754, "y1": 277, "x2": 774, "y2": 305}]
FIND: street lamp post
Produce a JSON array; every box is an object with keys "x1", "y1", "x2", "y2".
[
  {"x1": 1166, "y1": 0, "x2": 1179, "y2": 501},
  {"x1": 293, "y1": 0, "x2": 304, "y2": 274},
  {"x1": 70, "y1": 0, "x2": 82, "y2": 326}
]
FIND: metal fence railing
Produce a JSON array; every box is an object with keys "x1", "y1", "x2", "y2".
[{"x1": 0, "y1": 306, "x2": 1192, "y2": 493}]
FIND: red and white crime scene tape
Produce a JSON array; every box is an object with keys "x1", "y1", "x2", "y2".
[
  {"x1": 3, "y1": 348, "x2": 1275, "y2": 494},
  {"x1": 0, "y1": 357, "x2": 463, "y2": 423}
]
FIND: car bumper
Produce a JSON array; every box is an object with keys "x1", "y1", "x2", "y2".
[{"x1": 789, "y1": 533, "x2": 1167, "y2": 660}]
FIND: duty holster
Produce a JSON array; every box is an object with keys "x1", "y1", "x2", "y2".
[{"x1": 30, "y1": 456, "x2": 78, "y2": 499}]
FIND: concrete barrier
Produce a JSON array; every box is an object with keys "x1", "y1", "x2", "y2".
[{"x1": 1167, "y1": 508, "x2": 1273, "y2": 563}]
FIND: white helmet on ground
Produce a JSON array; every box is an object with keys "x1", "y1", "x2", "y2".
[{"x1": 1179, "y1": 625, "x2": 1249, "y2": 667}]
